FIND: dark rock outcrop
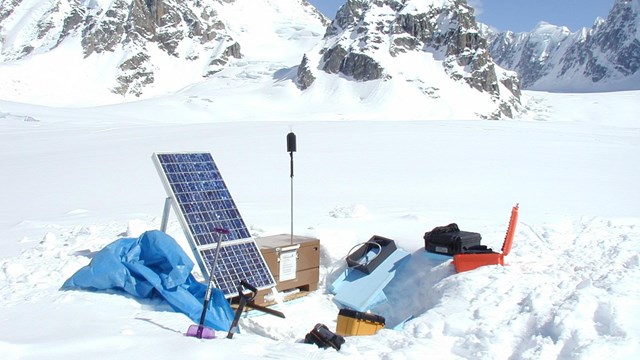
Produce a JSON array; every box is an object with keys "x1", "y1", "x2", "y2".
[{"x1": 296, "y1": 54, "x2": 316, "y2": 90}]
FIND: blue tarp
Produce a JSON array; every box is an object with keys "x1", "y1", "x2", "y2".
[{"x1": 61, "y1": 230, "x2": 234, "y2": 331}]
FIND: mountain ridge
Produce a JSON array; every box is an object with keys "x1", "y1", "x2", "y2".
[
  {"x1": 0, "y1": 0, "x2": 524, "y2": 120},
  {"x1": 482, "y1": 0, "x2": 640, "y2": 92},
  {"x1": 1, "y1": 0, "x2": 637, "y2": 119},
  {"x1": 295, "y1": 0, "x2": 522, "y2": 119},
  {"x1": 0, "y1": 0, "x2": 327, "y2": 104}
]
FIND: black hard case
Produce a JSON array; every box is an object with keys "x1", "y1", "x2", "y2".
[{"x1": 424, "y1": 231, "x2": 482, "y2": 255}]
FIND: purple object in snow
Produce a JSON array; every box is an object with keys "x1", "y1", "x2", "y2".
[{"x1": 186, "y1": 325, "x2": 216, "y2": 339}]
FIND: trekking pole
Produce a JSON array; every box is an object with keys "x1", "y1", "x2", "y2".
[{"x1": 186, "y1": 227, "x2": 229, "y2": 339}]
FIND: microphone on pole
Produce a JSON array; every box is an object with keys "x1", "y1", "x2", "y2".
[{"x1": 287, "y1": 132, "x2": 297, "y2": 245}]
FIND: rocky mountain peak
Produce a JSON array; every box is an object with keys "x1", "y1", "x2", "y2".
[
  {"x1": 0, "y1": 0, "x2": 242, "y2": 97},
  {"x1": 589, "y1": 0, "x2": 639, "y2": 72},
  {"x1": 297, "y1": 0, "x2": 522, "y2": 119},
  {"x1": 483, "y1": 0, "x2": 640, "y2": 91},
  {"x1": 0, "y1": 0, "x2": 329, "y2": 105}
]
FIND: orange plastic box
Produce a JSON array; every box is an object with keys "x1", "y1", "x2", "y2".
[{"x1": 453, "y1": 204, "x2": 519, "y2": 273}]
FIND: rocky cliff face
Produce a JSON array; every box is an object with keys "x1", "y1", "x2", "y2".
[
  {"x1": 296, "y1": 0, "x2": 522, "y2": 119},
  {"x1": 0, "y1": 0, "x2": 242, "y2": 97},
  {"x1": 483, "y1": 0, "x2": 640, "y2": 91}
]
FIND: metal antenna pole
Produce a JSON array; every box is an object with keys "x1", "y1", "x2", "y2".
[{"x1": 290, "y1": 151, "x2": 294, "y2": 245}]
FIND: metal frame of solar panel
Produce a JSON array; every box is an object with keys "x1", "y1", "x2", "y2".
[{"x1": 152, "y1": 152, "x2": 275, "y2": 298}]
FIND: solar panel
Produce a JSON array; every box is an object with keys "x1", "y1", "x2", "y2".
[
  {"x1": 201, "y1": 242, "x2": 276, "y2": 295},
  {"x1": 152, "y1": 152, "x2": 275, "y2": 298}
]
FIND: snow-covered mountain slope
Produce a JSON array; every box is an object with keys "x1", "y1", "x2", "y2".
[
  {"x1": 483, "y1": 0, "x2": 640, "y2": 92},
  {"x1": 0, "y1": 0, "x2": 327, "y2": 105},
  {"x1": 296, "y1": 0, "x2": 523, "y2": 119},
  {"x1": 0, "y1": 0, "x2": 525, "y2": 120}
]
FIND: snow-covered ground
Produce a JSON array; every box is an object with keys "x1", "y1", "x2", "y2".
[{"x1": 1, "y1": 88, "x2": 639, "y2": 359}]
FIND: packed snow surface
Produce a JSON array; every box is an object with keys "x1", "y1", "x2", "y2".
[{"x1": 1, "y1": 88, "x2": 639, "y2": 359}]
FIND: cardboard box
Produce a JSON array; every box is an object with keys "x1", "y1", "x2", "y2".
[{"x1": 253, "y1": 234, "x2": 320, "y2": 305}]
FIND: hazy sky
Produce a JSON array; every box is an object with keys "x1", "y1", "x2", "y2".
[{"x1": 308, "y1": 0, "x2": 616, "y2": 32}]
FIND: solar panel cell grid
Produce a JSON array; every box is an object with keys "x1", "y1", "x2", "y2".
[
  {"x1": 201, "y1": 243, "x2": 274, "y2": 296},
  {"x1": 157, "y1": 153, "x2": 248, "y2": 244}
]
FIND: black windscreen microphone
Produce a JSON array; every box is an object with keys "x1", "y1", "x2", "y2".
[{"x1": 287, "y1": 132, "x2": 297, "y2": 153}]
